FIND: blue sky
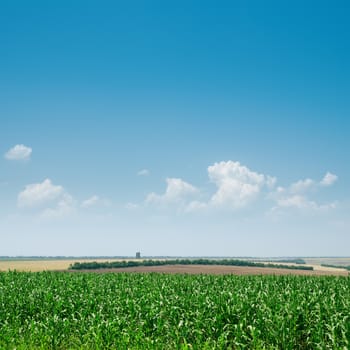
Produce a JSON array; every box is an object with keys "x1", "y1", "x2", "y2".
[{"x1": 1, "y1": 1, "x2": 349, "y2": 256}]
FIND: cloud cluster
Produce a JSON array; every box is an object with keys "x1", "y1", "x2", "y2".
[
  {"x1": 11, "y1": 152, "x2": 338, "y2": 219},
  {"x1": 271, "y1": 172, "x2": 338, "y2": 212},
  {"x1": 6, "y1": 143, "x2": 108, "y2": 219},
  {"x1": 143, "y1": 161, "x2": 276, "y2": 212},
  {"x1": 5, "y1": 144, "x2": 32, "y2": 161},
  {"x1": 142, "y1": 161, "x2": 338, "y2": 214}
]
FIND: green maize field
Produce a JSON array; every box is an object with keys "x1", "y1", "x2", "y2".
[{"x1": 0, "y1": 271, "x2": 349, "y2": 349}]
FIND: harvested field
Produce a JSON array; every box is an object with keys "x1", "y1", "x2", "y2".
[
  {"x1": 70, "y1": 264, "x2": 349, "y2": 276},
  {"x1": 0, "y1": 259, "x2": 123, "y2": 272}
]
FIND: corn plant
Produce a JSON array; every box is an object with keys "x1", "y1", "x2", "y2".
[{"x1": 0, "y1": 271, "x2": 349, "y2": 349}]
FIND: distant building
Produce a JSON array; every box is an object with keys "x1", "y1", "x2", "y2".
[{"x1": 136, "y1": 252, "x2": 141, "y2": 259}]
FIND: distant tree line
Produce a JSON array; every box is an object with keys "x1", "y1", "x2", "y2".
[
  {"x1": 321, "y1": 264, "x2": 350, "y2": 271},
  {"x1": 269, "y1": 259, "x2": 306, "y2": 264},
  {"x1": 69, "y1": 259, "x2": 313, "y2": 271}
]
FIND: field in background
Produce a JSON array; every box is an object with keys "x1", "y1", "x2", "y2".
[
  {"x1": 304, "y1": 257, "x2": 350, "y2": 266},
  {"x1": 0, "y1": 258, "x2": 125, "y2": 272},
  {"x1": 0, "y1": 257, "x2": 349, "y2": 275}
]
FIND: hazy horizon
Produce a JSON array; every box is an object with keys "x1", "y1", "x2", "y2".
[{"x1": 1, "y1": 1, "x2": 349, "y2": 256}]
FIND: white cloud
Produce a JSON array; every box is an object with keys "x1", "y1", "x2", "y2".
[
  {"x1": 81, "y1": 195, "x2": 100, "y2": 208},
  {"x1": 125, "y1": 202, "x2": 140, "y2": 210},
  {"x1": 138, "y1": 169, "x2": 150, "y2": 176},
  {"x1": 145, "y1": 161, "x2": 276, "y2": 212},
  {"x1": 271, "y1": 172, "x2": 338, "y2": 213},
  {"x1": 286, "y1": 172, "x2": 338, "y2": 194},
  {"x1": 275, "y1": 195, "x2": 336, "y2": 211},
  {"x1": 5, "y1": 144, "x2": 32, "y2": 161},
  {"x1": 266, "y1": 176, "x2": 277, "y2": 189},
  {"x1": 277, "y1": 195, "x2": 317, "y2": 210},
  {"x1": 185, "y1": 200, "x2": 208, "y2": 212},
  {"x1": 142, "y1": 161, "x2": 338, "y2": 215},
  {"x1": 289, "y1": 178, "x2": 315, "y2": 194},
  {"x1": 18, "y1": 179, "x2": 76, "y2": 219},
  {"x1": 81, "y1": 195, "x2": 111, "y2": 208},
  {"x1": 207, "y1": 161, "x2": 274, "y2": 209},
  {"x1": 320, "y1": 172, "x2": 338, "y2": 186},
  {"x1": 18, "y1": 179, "x2": 64, "y2": 208},
  {"x1": 41, "y1": 194, "x2": 76, "y2": 219},
  {"x1": 146, "y1": 178, "x2": 198, "y2": 206}
]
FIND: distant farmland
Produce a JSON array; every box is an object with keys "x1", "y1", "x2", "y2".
[{"x1": 0, "y1": 257, "x2": 349, "y2": 275}]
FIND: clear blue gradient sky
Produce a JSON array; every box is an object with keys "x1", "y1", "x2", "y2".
[{"x1": 1, "y1": 1, "x2": 349, "y2": 256}]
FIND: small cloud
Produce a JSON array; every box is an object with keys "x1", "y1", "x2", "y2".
[
  {"x1": 289, "y1": 178, "x2": 315, "y2": 194},
  {"x1": 146, "y1": 178, "x2": 199, "y2": 206},
  {"x1": 275, "y1": 195, "x2": 337, "y2": 211},
  {"x1": 81, "y1": 195, "x2": 100, "y2": 208},
  {"x1": 137, "y1": 169, "x2": 150, "y2": 176},
  {"x1": 18, "y1": 179, "x2": 64, "y2": 208},
  {"x1": 266, "y1": 176, "x2": 277, "y2": 189},
  {"x1": 185, "y1": 200, "x2": 208, "y2": 212},
  {"x1": 320, "y1": 172, "x2": 338, "y2": 186},
  {"x1": 81, "y1": 195, "x2": 111, "y2": 208},
  {"x1": 271, "y1": 171, "x2": 338, "y2": 213},
  {"x1": 125, "y1": 202, "x2": 140, "y2": 210},
  {"x1": 41, "y1": 194, "x2": 76, "y2": 219},
  {"x1": 277, "y1": 195, "x2": 317, "y2": 210},
  {"x1": 18, "y1": 179, "x2": 76, "y2": 219},
  {"x1": 5, "y1": 144, "x2": 32, "y2": 161}
]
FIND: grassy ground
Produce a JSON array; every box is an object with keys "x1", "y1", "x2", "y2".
[{"x1": 1, "y1": 271, "x2": 349, "y2": 349}]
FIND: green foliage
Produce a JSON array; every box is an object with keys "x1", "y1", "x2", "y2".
[
  {"x1": 69, "y1": 258, "x2": 313, "y2": 271},
  {"x1": 267, "y1": 258, "x2": 307, "y2": 264},
  {"x1": 0, "y1": 272, "x2": 349, "y2": 349},
  {"x1": 321, "y1": 263, "x2": 350, "y2": 271}
]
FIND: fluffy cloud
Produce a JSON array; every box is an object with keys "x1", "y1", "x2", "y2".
[
  {"x1": 18, "y1": 179, "x2": 64, "y2": 208},
  {"x1": 137, "y1": 169, "x2": 150, "y2": 176},
  {"x1": 41, "y1": 194, "x2": 75, "y2": 219},
  {"x1": 289, "y1": 178, "x2": 315, "y2": 194},
  {"x1": 5, "y1": 144, "x2": 32, "y2": 161},
  {"x1": 272, "y1": 172, "x2": 338, "y2": 212},
  {"x1": 144, "y1": 161, "x2": 276, "y2": 212},
  {"x1": 18, "y1": 179, "x2": 76, "y2": 218},
  {"x1": 275, "y1": 195, "x2": 336, "y2": 211},
  {"x1": 143, "y1": 161, "x2": 338, "y2": 214},
  {"x1": 286, "y1": 172, "x2": 337, "y2": 195},
  {"x1": 207, "y1": 161, "x2": 276, "y2": 209},
  {"x1": 320, "y1": 172, "x2": 338, "y2": 186},
  {"x1": 146, "y1": 178, "x2": 198, "y2": 206}
]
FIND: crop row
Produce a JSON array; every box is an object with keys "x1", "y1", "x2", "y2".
[{"x1": 0, "y1": 272, "x2": 349, "y2": 349}]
